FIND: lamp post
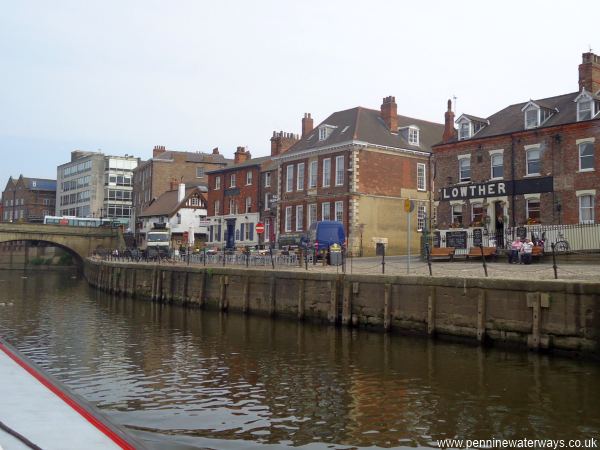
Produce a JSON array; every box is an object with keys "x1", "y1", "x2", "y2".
[{"x1": 357, "y1": 223, "x2": 365, "y2": 257}]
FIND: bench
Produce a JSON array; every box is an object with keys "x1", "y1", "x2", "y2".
[
  {"x1": 429, "y1": 247, "x2": 455, "y2": 261},
  {"x1": 532, "y1": 245, "x2": 544, "y2": 258},
  {"x1": 466, "y1": 246, "x2": 497, "y2": 261}
]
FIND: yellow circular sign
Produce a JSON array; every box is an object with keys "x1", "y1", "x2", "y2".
[{"x1": 404, "y1": 199, "x2": 414, "y2": 213}]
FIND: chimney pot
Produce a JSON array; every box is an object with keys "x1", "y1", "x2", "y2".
[{"x1": 302, "y1": 112, "x2": 314, "y2": 138}]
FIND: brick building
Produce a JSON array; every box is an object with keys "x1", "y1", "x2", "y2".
[
  {"x1": 1, "y1": 175, "x2": 56, "y2": 223},
  {"x1": 132, "y1": 146, "x2": 230, "y2": 228},
  {"x1": 432, "y1": 52, "x2": 600, "y2": 245},
  {"x1": 275, "y1": 97, "x2": 444, "y2": 256},
  {"x1": 206, "y1": 148, "x2": 270, "y2": 249}
]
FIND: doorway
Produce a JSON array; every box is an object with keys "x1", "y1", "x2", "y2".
[{"x1": 494, "y1": 201, "x2": 504, "y2": 248}]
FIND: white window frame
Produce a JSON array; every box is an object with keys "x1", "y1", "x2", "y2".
[
  {"x1": 334, "y1": 201, "x2": 343, "y2": 222},
  {"x1": 451, "y1": 203, "x2": 463, "y2": 226},
  {"x1": 229, "y1": 198, "x2": 236, "y2": 215},
  {"x1": 458, "y1": 121, "x2": 471, "y2": 140},
  {"x1": 309, "y1": 160, "x2": 318, "y2": 188},
  {"x1": 245, "y1": 196, "x2": 252, "y2": 213},
  {"x1": 296, "y1": 205, "x2": 303, "y2": 231},
  {"x1": 264, "y1": 193, "x2": 270, "y2": 211},
  {"x1": 215, "y1": 176, "x2": 221, "y2": 190},
  {"x1": 285, "y1": 206, "x2": 292, "y2": 232},
  {"x1": 265, "y1": 220, "x2": 271, "y2": 242},
  {"x1": 578, "y1": 99, "x2": 593, "y2": 121},
  {"x1": 417, "y1": 203, "x2": 426, "y2": 231},
  {"x1": 471, "y1": 202, "x2": 484, "y2": 225},
  {"x1": 526, "y1": 197, "x2": 541, "y2": 222},
  {"x1": 417, "y1": 163, "x2": 426, "y2": 191},
  {"x1": 578, "y1": 140, "x2": 595, "y2": 172},
  {"x1": 489, "y1": 150, "x2": 504, "y2": 180},
  {"x1": 458, "y1": 156, "x2": 471, "y2": 182},
  {"x1": 297, "y1": 163, "x2": 305, "y2": 191},
  {"x1": 308, "y1": 203, "x2": 317, "y2": 225},
  {"x1": 286, "y1": 165, "x2": 294, "y2": 192},
  {"x1": 264, "y1": 172, "x2": 271, "y2": 187},
  {"x1": 246, "y1": 171, "x2": 253, "y2": 185},
  {"x1": 526, "y1": 147, "x2": 541, "y2": 176},
  {"x1": 577, "y1": 190, "x2": 596, "y2": 224},
  {"x1": 322, "y1": 202, "x2": 331, "y2": 221},
  {"x1": 335, "y1": 156, "x2": 344, "y2": 186},
  {"x1": 196, "y1": 167, "x2": 205, "y2": 178},
  {"x1": 408, "y1": 127, "x2": 420, "y2": 145},
  {"x1": 322, "y1": 158, "x2": 331, "y2": 187},
  {"x1": 214, "y1": 200, "x2": 220, "y2": 216},
  {"x1": 524, "y1": 107, "x2": 540, "y2": 129},
  {"x1": 230, "y1": 174, "x2": 236, "y2": 188}
]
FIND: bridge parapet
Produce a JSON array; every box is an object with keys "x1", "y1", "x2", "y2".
[{"x1": 0, "y1": 223, "x2": 123, "y2": 261}]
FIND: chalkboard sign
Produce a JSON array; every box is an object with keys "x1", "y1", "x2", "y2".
[
  {"x1": 517, "y1": 226, "x2": 527, "y2": 239},
  {"x1": 446, "y1": 230, "x2": 468, "y2": 249},
  {"x1": 433, "y1": 231, "x2": 441, "y2": 248},
  {"x1": 473, "y1": 228, "x2": 483, "y2": 246}
]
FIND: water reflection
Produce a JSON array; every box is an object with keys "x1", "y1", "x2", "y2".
[{"x1": 0, "y1": 271, "x2": 599, "y2": 449}]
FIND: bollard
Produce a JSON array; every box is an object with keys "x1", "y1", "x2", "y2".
[
  {"x1": 222, "y1": 247, "x2": 226, "y2": 267},
  {"x1": 479, "y1": 244, "x2": 488, "y2": 277},
  {"x1": 203, "y1": 248, "x2": 206, "y2": 266},
  {"x1": 269, "y1": 246, "x2": 275, "y2": 269},
  {"x1": 425, "y1": 243, "x2": 432, "y2": 276},
  {"x1": 381, "y1": 246, "x2": 386, "y2": 274},
  {"x1": 551, "y1": 243, "x2": 558, "y2": 279}
]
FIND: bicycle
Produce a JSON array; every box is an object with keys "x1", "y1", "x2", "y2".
[{"x1": 553, "y1": 231, "x2": 570, "y2": 253}]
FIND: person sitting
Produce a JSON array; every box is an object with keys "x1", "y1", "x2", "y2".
[
  {"x1": 509, "y1": 238, "x2": 523, "y2": 264},
  {"x1": 520, "y1": 238, "x2": 534, "y2": 264}
]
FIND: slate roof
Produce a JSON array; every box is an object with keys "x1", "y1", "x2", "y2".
[
  {"x1": 154, "y1": 150, "x2": 231, "y2": 165},
  {"x1": 6, "y1": 176, "x2": 56, "y2": 191},
  {"x1": 280, "y1": 107, "x2": 444, "y2": 156},
  {"x1": 441, "y1": 91, "x2": 599, "y2": 145},
  {"x1": 206, "y1": 156, "x2": 272, "y2": 174},
  {"x1": 139, "y1": 186, "x2": 207, "y2": 218}
]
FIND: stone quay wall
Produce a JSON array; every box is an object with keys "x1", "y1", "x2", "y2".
[{"x1": 84, "y1": 259, "x2": 600, "y2": 359}]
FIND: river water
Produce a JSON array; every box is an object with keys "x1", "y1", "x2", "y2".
[{"x1": 0, "y1": 270, "x2": 598, "y2": 449}]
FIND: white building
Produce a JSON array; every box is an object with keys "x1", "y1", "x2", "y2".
[
  {"x1": 138, "y1": 184, "x2": 208, "y2": 249},
  {"x1": 56, "y1": 150, "x2": 140, "y2": 226}
]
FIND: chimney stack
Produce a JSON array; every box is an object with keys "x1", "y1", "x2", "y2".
[
  {"x1": 302, "y1": 113, "x2": 313, "y2": 138},
  {"x1": 212, "y1": 147, "x2": 219, "y2": 155},
  {"x1": 443, "y1": 99, "x2": 457, "y2": 143},
  {"x1": 169, "y1": 178, "x2": 178, "y2": 191},
  {"x1": 234, "y1": 146, "x2": 251, "y2": 164},
  {"x1": 178, "y1": 183, "x2": 186, "y2": 203},
  {"x1": 579, "y1": 52, "x2": 600, "y2": 94},
  {"x1": 380, "y1": 96, "x2": 398, "y2": 132},
  {"x1": 153, "y1": 145, "x2": 166, "y2": 158},
  {"x1": 270, "y1": 131, "x2": 300, "y2": 156}
]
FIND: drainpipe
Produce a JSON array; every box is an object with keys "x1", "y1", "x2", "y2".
[{"x1": 510, "y1": 134, "x2": 516, "y2": 228}]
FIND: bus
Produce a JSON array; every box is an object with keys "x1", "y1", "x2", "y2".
[{"x1": 43, "y1": 216, "x2": 119, "y2": 228}]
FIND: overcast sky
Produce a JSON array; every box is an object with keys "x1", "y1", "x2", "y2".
[{"x1": 1, "y1": 0, "x2": 598, "y2": 184}]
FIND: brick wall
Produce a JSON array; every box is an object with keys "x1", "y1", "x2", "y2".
[{"x1": 207, "y1": 166, "x2": 261, "y2": 217}]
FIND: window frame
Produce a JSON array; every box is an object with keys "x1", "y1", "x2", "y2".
[
  {"x1": 335, "y1": 155, "x2": 344, "y2": 186},
  {"x1": 490, "y1": 152, "x2": 504, "y2": 179},
  {"x1": 297, "y1": 163, "x2": 305, "y2": 191},
  {"x1": 579, "y1": 194, "x2": 595, "y2": 224},
  {"x1": 309, "y1": 161, "x2": 318, "y2": 188},
  {"x1": 296, "y1": 205, "x2": 303, "y2": 231},
  {"x1": 417, "y1": 163, "x2": 426, "y2": 191},
  {"x1": 458, "y1": 157, "x2": 471, "y2": 182},
  {"x1": 334, "y1": 201, "x2": 343, "y2": 222},
  {"x1": 578, "y1": 99, "x2": 593, "y2": 121},
  {"x1": 322, "y1": 158, "x2": 331, "y2": 187},
  {"x1": 458, "y1": 121, "x2": 471, "y2": 140},
  {"x1": 264, "y1": 172, "x2": 271, "y2": 187},
  {"x1": 526, "y1": 148, "x2": 541, "y2": 176},
  {"x1": 417, "y1": 203, "x2": 426, "y2": 231},
  {"x1": 408, "y1": 127, "x2": 420, "y2": 145},
  {"x1": 285, "y1": 206, "x2": 292, "y2": 232},
  {"x1": 229, "y1": 173, "x2": 236, "y2": 188},
  {"x1": 578, "y1": 141, "x2": 595, "y2": 172},
  {"x1": 286, "y1": 165, "x2": 294, "y2": 192},
  {"x1": 524, "y1": 107, "x2": 539, "y2": 129},
  {"x1": 451, "y1": 204, "x2": 463, "y2": 226},
  {"x1": 245, "y1": 196, "x2": 252, "y2": 213},
  {"x1": 214, "y1": 200, "x2": 220, "y2": 216},
  {"x1": 308, "y1": 203, "x2": 317, "y2": 225},
  {"x1": 246, "y1": 171, "x2": 253, "y2": 186},
  {"x1": 321, "y1": 202, "x2": 331, "y2": 221}
]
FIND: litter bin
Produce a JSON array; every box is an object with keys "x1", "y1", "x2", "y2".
[{"x1": 329, "y1": 243, "x2": 342, "y2": 266}]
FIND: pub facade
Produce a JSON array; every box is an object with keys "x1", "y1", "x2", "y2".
[{"x1": 432, "y1": 52, "x2": 600, "y2": 248}]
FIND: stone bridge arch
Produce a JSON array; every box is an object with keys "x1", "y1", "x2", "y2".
[{"x1": 0, "y1": 223, "x2": 123, "y2": 264}]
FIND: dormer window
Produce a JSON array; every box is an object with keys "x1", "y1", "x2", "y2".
[
  {"x1": 318, "y1": 124, "x2": 336, "y2": 141},
  {"x1": 525, "y1": 107, "x2": 539, "y2": 129},
  {"x1": 522, "y1": 101, "x2": 555, "y2": 129},
  {"x1": 459, "y1": 122, "x2": 471, "y2": 140},
  {"x1": 574, "y1": 90, "x2": 599, "y2": 122},
  {"x1": 579, "y1": 100, "x2": 592, "y2": 121},
  {"x1": 408, "y1": 126, "x2": 420, "y2": 145}
]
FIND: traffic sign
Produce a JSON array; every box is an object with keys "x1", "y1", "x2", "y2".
[
  {"x1": 255, "y1": 222, "x2": 265, "y2": 234},
  {"x1": 404, "y1": 199, "x2": 415, "y2": 213}
]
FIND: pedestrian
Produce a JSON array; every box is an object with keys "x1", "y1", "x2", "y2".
[
  {"x1": 521, "y1": 238, "x2": 533, "y2": 265},
  {"x1": 509, "y1": 238, "x2": 523, "y2": 264}
]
